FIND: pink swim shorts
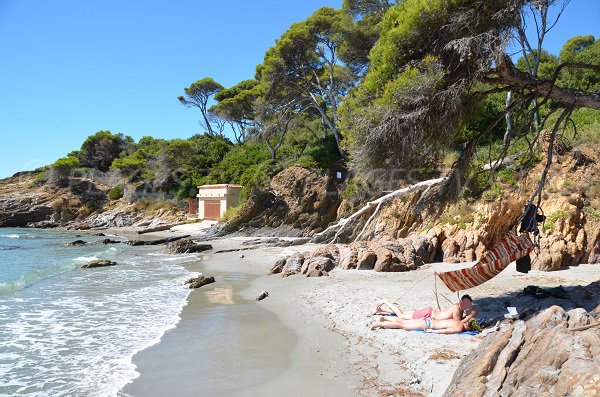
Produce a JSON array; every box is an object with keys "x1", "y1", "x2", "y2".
[{"x1": 412, "y1": 307, "x2": 433, "y2": 319}]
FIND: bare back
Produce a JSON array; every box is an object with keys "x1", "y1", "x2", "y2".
[
  {"x1": 430, "y1": 319, "x2": 466, "y2": 334},
  {"x1": 431, "y1": 303, "x2": 463, "y2": 321}
]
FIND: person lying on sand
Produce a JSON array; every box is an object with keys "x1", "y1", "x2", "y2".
[
  {"x1": 372, "y1": 295, "x2": 477, "y2": 322},
  {"x1": 370, "y1": 316, "x2": 476, "y2": 334}
]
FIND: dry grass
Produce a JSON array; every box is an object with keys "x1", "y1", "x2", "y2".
[{"x1": 429, "y1": 348, "x2": 461, "y2": 361}]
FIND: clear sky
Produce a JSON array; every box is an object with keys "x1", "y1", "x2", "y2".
[{"x1": 1, "y1": 0, "x2": 599, "y2": 178}]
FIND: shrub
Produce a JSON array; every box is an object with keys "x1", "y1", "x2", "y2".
[
  {"x1": 481, "y1": 182, "x2": 503, "y2": 202},
  {"x1": 542, "y1": 208, "x2": 569, "y2": 233},
  {"x1": 108, "y1": 184, "x2": 124, "y2": 200},
  {"x1": 439, "y1": 199, "x2": 475, "y2": 228},
  {"x1": 220, "y1": 204, "x2": 242, "y2": 222}
]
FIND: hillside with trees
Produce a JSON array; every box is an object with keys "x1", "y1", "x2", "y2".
[{"x1": 2, "y1": 0, "x2": 599, "y2": 237}]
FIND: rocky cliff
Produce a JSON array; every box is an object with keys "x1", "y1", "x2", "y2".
[
  {"x1": 0, "y1": 173, "x2": 185, "y2": 229},
  {"x1": 313, "y1": 144, "x2": 600, "y2": 270},
  {"x1": 219, "y1": 166, "x2": 341, "y2": 236}
]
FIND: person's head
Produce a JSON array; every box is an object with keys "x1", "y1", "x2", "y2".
[{"x1": 459, "y1": 294, "x2": 473, "y2": 310}]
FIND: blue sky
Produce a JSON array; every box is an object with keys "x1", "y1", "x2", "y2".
[{"x1": 1, "y1": 0, "x2": 599, "y2": 178}]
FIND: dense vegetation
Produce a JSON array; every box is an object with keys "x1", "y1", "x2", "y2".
[{"x1": 41, "y1": 0, "x2": 599, "y2": 211}]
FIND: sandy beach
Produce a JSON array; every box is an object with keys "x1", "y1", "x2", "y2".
[{"x1": 119, "y1": 227, "x2": 600, "y2": 397}]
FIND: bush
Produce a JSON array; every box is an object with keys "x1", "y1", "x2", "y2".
[
  {"x1": 108, "y1": 184, "x2": 124, "y2": 200},
  {"x1": 220, "y1": 204, "x2": 242, "y2": 222}
]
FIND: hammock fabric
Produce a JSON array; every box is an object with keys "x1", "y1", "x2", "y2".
[{"x1": 437, "y1": 232, "x2": 535, "y2": 292}]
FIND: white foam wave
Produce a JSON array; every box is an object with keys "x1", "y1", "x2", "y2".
[
  {"x1": 72, "y1": 255, "x2": 99, "y2": 262},
  {"x1": 0, "y1": 251, "x2": 193, "y2": 396},
  {"x1": 0, "y1": 234, "x2": 36, "y2": 239}
]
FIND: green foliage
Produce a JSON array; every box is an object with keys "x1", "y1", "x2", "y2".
[
  {"x1": 587, "y1": 208, "x2": 600, "y2": 222},
  {"x1": 78, "y1": 131, "x2": 133, "y2": 172},
  {"x1": 543, "y1": 208, "x2": 569, "y2": 233},
  {"x1": 481, "y1": 182, "x2": 503, "y2": 203},
  {"x1": 211, "y1": 80, "x2": 260, "y2": 143},
  {"x1": 497, "y1": 169, "x2": 517, "y2": 187},
  {"x1": 341, "y1": 177, "x2": 370, "y2": 200},
  {"x1": 560, "y1": 35, "x2": 595, "y2": 62},
  {"x1": 516, "y1": 49, "x2": 559, "y2": 79},
  {"x1": 178, "y1": 77, "x2": 224, "y2": 135},
  {"x1": 32, "y1": 171, "x2": 48, "y2": 186},
  {"x1": 558, "y1": 37, "x2": 600, "y2": 92},
  {"x1": 439, "y1": 200, "x2": 475, "y2": 228},
  {"x1": 340, "y1": 0, "x2": 394, "y2": 75},
  {"x1": 52, "y1": 156, "x2": 80, "y2": 170},
  {"x1": 111, "y1": 155, "x2": 145, "y2": 175},
  {"x1": 258, "y1": 6, "x2": 354, "y2": 158},
  {"x1": 220, "y1": 204, "x2": 242, "y2": 222},
  {"x1": 108, "y1": 184, "x2": 124, "y2": 200},
  {"x1": 201, "y1": 143, "x2": 274, "y2": 199}
]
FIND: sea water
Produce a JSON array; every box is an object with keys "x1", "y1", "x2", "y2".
[{"x1": 0, "y1": 228, "x2": 195, "y2": 396}]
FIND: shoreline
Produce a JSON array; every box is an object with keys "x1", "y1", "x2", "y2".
[
  {"x1": 122, "y1": 237, "x2": 358, "y2": 396},
  {"x1": 117, "y1": 226, "x2": 599, "y2": 396}
]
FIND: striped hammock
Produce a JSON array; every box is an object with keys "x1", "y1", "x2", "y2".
[{"x1": 437, "y1": 232, "x2": 535, "y2": 292}]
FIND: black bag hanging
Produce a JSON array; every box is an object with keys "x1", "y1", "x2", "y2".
[
  {"x1": 519, "y1": 204, "x2": 546, "y2": 236},
  {"x1": 515, "y1": 254, "x2": 531, "y2": 273}
]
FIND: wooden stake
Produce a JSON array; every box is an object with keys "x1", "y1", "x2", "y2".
[{"x1": 434, "y1": 273, "x2": 441, "y2": 310}]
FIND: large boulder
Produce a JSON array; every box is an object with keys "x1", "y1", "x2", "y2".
[
  {"x1": 588, "y1": 229, "x2": 600, "y2": 264},
  {"x1": 270, "y1": 233, "x2": 438, "y2": 277},
  {"x1": 165, "y1": 239, "x2": 213, "y2": 254},
  {"x1": 185, "y1": 275, "x2": 215, "y2": 289},
  {"x1": 282, "y1": 253, "x2": 306, "y2": 277},
  {"x1": 221, "y1": 166, "x2": 341, "y2": 235},
  {"x1": 444, "y1": 305, "x2": 600, "y2": 397}
]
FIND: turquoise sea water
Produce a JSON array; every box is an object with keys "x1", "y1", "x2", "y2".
[{"x1": 0, "y1": 228, "x2": 195, "y2": 396}]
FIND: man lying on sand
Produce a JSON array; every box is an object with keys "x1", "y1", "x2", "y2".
[
  {"x1": 370, "y1": 316, "x2": 476, "y2": 334},
  {"x1": 372, "y1": 295, "x2": 478, "y2": 322}
]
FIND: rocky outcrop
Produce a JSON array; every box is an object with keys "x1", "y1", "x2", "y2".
[
  {"x1": 65, "y1": 240, "x2": 87, "y2": 246},
  {"x1": 185, "y1": 275, "x2": 215, "y2": 289},
  {"x1": 81, "y1": 260, "x2": 118, "y2": 268},
  {"x1": 589, "y1": 229, "x2": 600, "y2": 264},
  {"x1": 269, "y1": 233, "x2": 437, "y2": 277},
  {"x1": 221, "y1": 166, "x2": 341, "y2": 236},
  {"x1": 444, "y1": 303, "x2": 600, "y2": 397},
  {"x1": 0, "y1": 193, "x2": 54, "y2": 227},
  {"x1": 127, "y1": 235, "x2": 191, "y2": 246},
  {"x1": 165, "y1": 239, "x2": 212, "y2": 254}
]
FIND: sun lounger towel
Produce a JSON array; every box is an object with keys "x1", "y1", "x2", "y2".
[
  {"x1": 437, "y1": 232, "x2": 534, "y2": 292},
  {"x1": 410, "y1": 330, "x2": 479, "y2": 335}
]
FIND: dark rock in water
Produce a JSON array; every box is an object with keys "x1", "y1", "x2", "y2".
[
  {"x1": 96, "y1": 233, "x2": 106, "y2": 236},
  {"x1": 165, "y1": 239, "x2": 212, "y2": 254},
  {"x1": 127, "y1": 235, "x2": 190, "y2": 246},
  {"x1": 185, "y1": 275, "x2": 215, "y2": 289},
  {"x1": 100, "y1": 239, "x2": 121, "y2": 245},
  {"x1": 81, "y1": 260, "x2": 118, "y2": 269},
  {"x1": 65, "y1": 240, "x2": 87, "y2": 246}
]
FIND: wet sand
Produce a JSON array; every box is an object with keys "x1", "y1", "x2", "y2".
[{"x1": 122, "y1": 238, "x2": 358, "y2": 397}]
